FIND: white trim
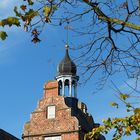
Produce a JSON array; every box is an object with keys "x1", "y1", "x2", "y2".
[
  {"x1": 45, "y1": 136, "x2": 61, "y2": 140},
  {"x1": 56, "y1": 75, "x2": 78, "y2": 98}
]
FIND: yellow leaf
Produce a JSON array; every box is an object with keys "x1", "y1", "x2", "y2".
[
  {"x1": 43, "y1": 6, "x2": 51, "y2": 17},
  {"x1": 134, "y1": 108, "x2": 140, "y2": 114},
  {"x1": 0, "y1": 31, "x2": 8, "y2": 40},
  {"x1": 120, "y1": 93, "x2": 129, "y2": 100}
]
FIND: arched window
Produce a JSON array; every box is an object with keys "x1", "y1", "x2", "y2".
[
  {"x1": 64, "y1": 79, "x2": 69, "y2": 96},
  {"x1": 58, "y1": 80, "x2": 62, "y2": 95}
]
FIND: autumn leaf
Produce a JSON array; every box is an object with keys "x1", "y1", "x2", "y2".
[
  {"x1": 125, "y1": 126, "x2": 131, "y2": 135},
  {"x1": 27, "y1": 0, "x2": 34, "y2": 5},
  {"x1": 20, "y1": 5, "x2": 27, "y2": 11},
  {"x1": 14, "y1": 6, "x2": 22, "y2": 17},
  {"x1": 134, "y1": 108, "x2": 140, "y2": 114},
  {"x1": 43, "y1": 6, "x2": 51, "y2": 17},
  {"x1": 126, "y1": 103, "x2": 131, "y2": 108},
  {"x1": 120, "y1": 93, "x2": 129, "y2": 100},
  {"x1": 0, "y1": 17, "x2": 20, "y2": 27},
  {"x1": 32, "y1": 36, "x2": 41, "y2": 43},
  {"x1": 110, "y1": 102, "x2": 119, "y2": 108},
  {"x1": 22, "y1": 9, "x2": 38, "y2": 25},
  {"x1": 0, "y1": 31, "x2": 8, "y2": 40},
  {"x1": 25, "y1": 9, "x2": 38, "y2": 19}
]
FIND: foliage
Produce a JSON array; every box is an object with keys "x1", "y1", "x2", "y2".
[
  {"x1": 85, "y1": 84, "x2": 140, "y2": 140},
  {"x1": 0, "y1": 17, "x2": 20, "y2": 40},
  {"x1": 0, "y1": 31, "x2": 8, "y2": 40},
  {"x1": 84, "y1": 108, "x2": 140, "y2": 140},
  {"x1": 0, "y1": 17, "x2": 20, "y2": 27}
]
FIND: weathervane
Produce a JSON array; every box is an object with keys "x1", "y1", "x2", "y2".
[{"x1": 64, "y1": 19, "x2": 72, "y2": 47}]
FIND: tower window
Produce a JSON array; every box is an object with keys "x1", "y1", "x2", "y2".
[{"x1": 47, "y1": 105, "x2": 55, "y2": 119}]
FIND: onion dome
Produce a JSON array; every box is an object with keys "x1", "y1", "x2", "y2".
[{"x1": 57, "y1": 45, "x2": 77, "y2": 76}]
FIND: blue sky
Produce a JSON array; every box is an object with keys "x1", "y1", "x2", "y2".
[{"x1": 0, "y1": 1, "x2": 138, "y2": 140}]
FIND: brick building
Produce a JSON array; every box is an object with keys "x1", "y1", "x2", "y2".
[{"x1": 22, "y1": 45, "x2": 105, "y2": 140}]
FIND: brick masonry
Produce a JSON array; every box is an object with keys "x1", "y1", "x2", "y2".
[{"x1": 22, "y1": 80, "x2": 102, "y2": 140}]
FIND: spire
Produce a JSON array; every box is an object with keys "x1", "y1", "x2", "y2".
[{"x1": 64, "y1": 44, "x2": 70, "y2": 62}]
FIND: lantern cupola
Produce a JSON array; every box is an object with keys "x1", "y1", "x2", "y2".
[{"x1": 56, "y1": 44, "x2": 79, "y2": 97}]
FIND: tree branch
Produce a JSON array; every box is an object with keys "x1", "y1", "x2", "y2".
[
  {"x1": 98, "y1": 16, "x2": 140, "y2": 31},
  {"x1": 83, "y1": 0, "x2": 140, "y2": 31}
]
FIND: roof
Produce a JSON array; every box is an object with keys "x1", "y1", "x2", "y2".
[
  {"x1": 0, "y1": 129, "x2": 20, "y2": 140},
  {"x1": 57, "y1": 45, "x2": 77, "y2": 76}
]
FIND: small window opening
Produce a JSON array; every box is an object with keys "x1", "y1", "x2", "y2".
[{"x1": 47, "y1": 105, "x2": 55, "y2": 119}]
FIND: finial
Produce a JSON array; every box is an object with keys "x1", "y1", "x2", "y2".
[
  {"x1": 64, "y1": 19, "x2": 71, "y2": 46},
  {"x1": 65, "y1": 44, "x2": 69, "y2": 50}
]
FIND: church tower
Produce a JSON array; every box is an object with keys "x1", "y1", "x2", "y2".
[{"x1": 22, "y1": 44, "x2": 104, "y2": 140}]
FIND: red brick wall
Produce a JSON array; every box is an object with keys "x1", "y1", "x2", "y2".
[
  {"x1": 43, "y1": 80, "x2": 59, "y2": 97},
  {"x1": 62, "y1": 132, "x2": 79, "y2": 140},
  {"x1": 23, "y1": 80, "x2": 80, "y2": 140}
]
